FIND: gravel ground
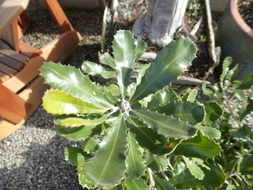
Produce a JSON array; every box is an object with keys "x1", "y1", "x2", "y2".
[{"x1": 0, "y1": 10, "x2": 103, "y2": 190}]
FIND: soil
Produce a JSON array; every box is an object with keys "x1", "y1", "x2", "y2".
[
  {"x1": 238, "y1": 0, "x2": 253, "y2": 29},
  {"x1": 23, "y1": 1, "x2": 213, "y2": 80},
  {"x1": 112, "y1": 0, "x2": 213, "y2": 79},
  {"x1": 177, "y1": 0, "x2": 213, "y2": 79}
]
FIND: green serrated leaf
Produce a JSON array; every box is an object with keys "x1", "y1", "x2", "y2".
[
  {"x1": 126, "y1": 132, "x2": 145, "y2": 179},
  {"x1": 197, "y1": 126, "x2": 221, "y2": 139},
  {"x1": 240, "y1": 99, "x2": 253, "y2": 120},
  {"x1": 135, "y1": 40, "x2": 147, "y2": 61},
  {"x1": 81, "y1": 61, "x2": 116, "y2": 79},
  {"x1": 40, "y1": 62, "x2": 114, "y2": 107},
  {"x1": 64, "y1": 147, "x2": 86, "y2": 166},
  {"x1": 170, "y1": 162, "x2": 225, "y2": 190},
  {"x1": 131, "y1": 38, "x2": 197, "y2": 103},
  {"x1": 112, "y1": 30, "x2": 136, "y2": 98},
  {"x1": 54, "y1": 114, "x2": 110, "y2": 127},
  {"x1": 154, "y1": 175, "x2": 176, "y2": 190},
  {"x1": 128, "y1": 64, "x2": 150, "y2": 99},
  {"x1": 100, "y1": 52, "x2": 116, "y2": 68},
  {"x1": 143, "y1": 87, "x2": 179, "y2": 110},
  {"x1": 158, "y1": 102, "x2": 205, "y2": 124},
  {"x1": 183, "y1": 156, "x2": 204, "y2": 180},
  {"x1": 55, "y1": 125, "x2": 95, "y2": 141},
  {"x1": 148, "y1": 155, "x2": 168, "y2": 172},
  {"x1": 239, "y1": 74, "x2": 253, "y2": 89},
  {"x1": 128, "y1": 117, "x2": 168, "y2": 154},
  {"x1": 64, "y1": 147, "x2": 94, "y2": 188},
  {"x1": 82, "y1": 138, "x2": 98, "y2": 154},
  {"x1": 84, "y1": 116, "x2": 127, "y2": 187},
  {"x1": 124, "y1": 179, "x2": 149, "y2": 190},
  {"x1": 77, "y1": 166, "x2": 94, "y2": 189},
  {"x1": 220, "y1": 57, "x2": 233, "y2": 83},
  {"x1": 105, "y1": 83, "x2": 121, "y2": 96},
  {"x1": 186, "y1": 89, "x2": 198, "y2": 102},
  {"x1": 203, "y1": 102, "x2": 223, "y2": 123},
  {"x1": 133, "y1": 109, "x2": 197, "y2": 139},
  {"x1": 43, "y1": 90, "x2": 108, "y2": 115},
  {"x1": 175, "y1": 132, "x2": 222, "y2": 159}
]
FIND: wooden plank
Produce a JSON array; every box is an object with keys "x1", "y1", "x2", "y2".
[
  {"x1": 19, "y1": 42, "x2": 42, "y2": 57},
  {"x1": 3, "y1": 31, "x2": 80, "y2": 93},
  {"x1": 41, "y1": 30, "x2": 80, "y2": 61},
  {"x1": 0, "y1": 71, "x2": 9, "y2": 82},
  {"x1": 43, "y1": 0, "x2": 73, "y2": 32},
  {"x1": 0, "y1": 83, "x2": 27, "y2": 124},
  {"x1": 0, "y1": 49, "x2": 28, "y2": 64},
  {"x1": 0, "y1": 40, "x2": 12, "y2": 49},
  {"x1": 2, "y1": 19, "x2": 20, "y2": 51},
  {"x1": 0, "y1": 62, "x2": 17, "y2": 76},
  {"x1": 0, "y1": 0, "x2": 30, "y2": 34},
  {"x1": 0, "y1": 77, "x2": 49, "y2": 139},
  {"x1": 0, "y1": 53, "x2": 24, "y2": 70}
]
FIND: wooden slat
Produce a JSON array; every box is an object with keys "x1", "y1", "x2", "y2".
[
  {"x1": 0, "y1": 71, "x2": 9, "y2": 82},
  {"x1": 0, "y1": 49, "x2": 28, "y2": 63},
  {"x1": 0, "y1": 83, "x2": 27, "y2": 124},
  {"x1": 3, "y1": 31, "x2": 80, "y2": 93},
  {"x1": 0, "y1": 40, "x2": 12, "y2": 49},
  {"x1": 19, "y1": 42, "x2": 42, "y2": 57},
  {"x1": 41, "y1": 30, "x2": 80, "y2": 61},
  {"x1": 2, "y1": 19, "x2": 20, "y2": 51},
  {"x1": 43, "y1": 0, "x2": 73, "y2": 32},
  {"x1": 0, "y1": 53, "x2": 24, "y2": 70},
  {"x1": 0, "y1": 77, "x2": 49, "y2": 139},
  {"x1": 0, "y1": 0, "x2": 30, "y2": 34},
  {"x1": 0, "y1": 62, "x2": 17, "y2": 76}
]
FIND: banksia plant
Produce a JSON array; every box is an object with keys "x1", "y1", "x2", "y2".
[{"x1": 40, "y1": 30, "x2": 224, "y2": 189}]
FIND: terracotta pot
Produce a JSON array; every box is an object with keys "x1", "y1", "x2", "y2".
[{"x1": 216, "y1": 0, "x2": 253, "y2": 79}]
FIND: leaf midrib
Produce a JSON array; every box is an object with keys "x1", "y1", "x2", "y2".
[
  {"x1": 135, "y1": 110, "x2": 189, "y2": 135},
  {"x1": 97, "y1": 119, "x2": 123, "y2": 183},
  {"x1": 45, "y1": 66, "x2": 110, "y2": 107},
  {"x1": 47, "y1": 99, "x2": 105, "y2": 113},
  {"x1": 132, "y1": 43, "x2": 191, "y2": 102}
]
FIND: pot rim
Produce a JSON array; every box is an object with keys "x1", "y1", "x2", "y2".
[{"x1": 230, "y1": 0, "x2": 253, "y2": 39}]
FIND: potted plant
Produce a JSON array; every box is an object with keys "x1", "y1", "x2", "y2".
[{"x1": 216, "y1": 0, "x2": 253, "y2": 79}]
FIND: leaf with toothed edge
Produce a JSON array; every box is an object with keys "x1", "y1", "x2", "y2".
[
  {"x1": 81, "y1": 61, "x2": 117, "y2": 79},
  {"x1": 100, "y1": 52, "x2": 116, "y2": 68},
  {"x1": 143, "y1": 87, "x2": 179, "y2": 110},
  {"x1": 154, "y1": 175, "x2": 176, "y2": 190},
  {"x1": 133, "y1": 109, "x2": 197, "y2": 139},
  {"x1": 40, "y1": 62, "x2": 114, "y2": 107},
  {"x1": 112, "y1": 30, "x2": 136, "y2": 98},
  {"x1": 130, "y1": 38, "x2": 197, "y2": 103},
  {"x1": 135, "y1": 39, "x2": 147, "y2": 61},
  {"x1": 157, "y1": 102, "x2": 205, "y2": 124},
  {"x1": 174, "y1": 131, "x2": 222, "y2": 159},
  {"x1": 84, "y1": 116, "x2": 127, "y2": 187},
  {"x1": 54, "y1": 114, "x2": 111, "y2": 127},
  {"x1": 124, "y1": 179, "x2": 149, "y2": 190},
  {"x1": 64, "y1": 147, "x2": 94, "y2": 188},
  {"x1": 126, "y1": 132, "x2": 145, "y2": 179},
  {"x1": 128, "y1": 117, "x2": 169, "y2": 154},
  {"x1": 43, "y1": 90, "x2": 108, "y2": 115},
  {"x1": 55, "y1": 125, "x2": 95, "y2": 141},
  {"x1": 183, "y1": 156, "x2": 204, "y2": 180}
]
